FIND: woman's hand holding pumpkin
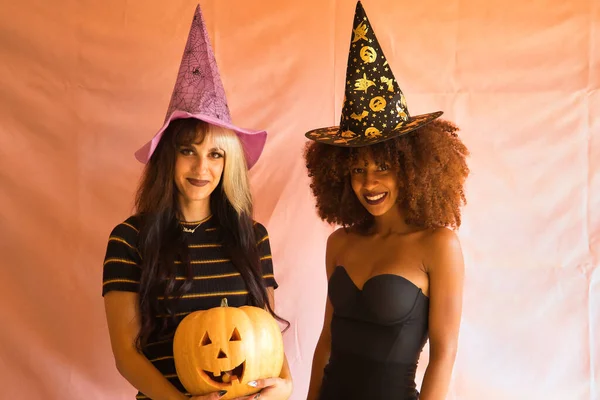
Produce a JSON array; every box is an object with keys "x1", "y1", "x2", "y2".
[
  {"x1": 188, "y1": 376, "x2": 293, "y2": 400},
  {"x1": 238, "y1": 377, "x2": 292, "y2": 400},
  {"x1": 189, "y1": 389, "x2": 229, "y2": 400}
]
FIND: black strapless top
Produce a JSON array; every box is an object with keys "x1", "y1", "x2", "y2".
[{"x1": 318, "y1": 266, "x2": 429, "y2": 400}]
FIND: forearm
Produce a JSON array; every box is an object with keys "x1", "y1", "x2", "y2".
[
  {"x1": 306, "y1": 338, "x2": 330, "y2": 400},
  {"x1": 418, "y1": 352, "x2": 457, "y2": 400},
  {"x1": 116, "y1": 351, "x2": 188, "y2": 400},
  {"x1": 279, "y1": 354, "x2": 292, "y2": 381}
]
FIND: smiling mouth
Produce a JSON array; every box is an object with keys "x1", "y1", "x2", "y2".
[
  {"x1": 364, "y1": 192, "x2": 388, "y2": 205},
  {"x1": 187, "y1": 178, "x2": 209, "y2": 187},
  {"x1": 202, "y1": 361, "x2": 245, "y2": 385}
]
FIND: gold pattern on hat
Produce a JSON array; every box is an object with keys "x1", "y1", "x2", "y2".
[
  {"x1": 400, "y1": 93, "x2": 407, "y2": 109},
  {"x1": 354, "y1": 73, "x2": 375, "y2": 92},
  {"x1": 381, "y1": 76, "x2": 394, "y2": 92},
  {"x1": 365, "y1": 127, "x2": 382, "y2": 138},
  {"x1": 369, "y1": 96, "x2": 387, "y2": 112},
  {"x1": 334, "y1": 137, "x2": 352, "y2": 144},
  {"x1": 352, "y1": 22, "x2": 369, "y2": 42},
  {"x1": 360, "y1": 46, "x2": 377, "y2": 63},
  {"x1": 404, "y1": 118, "x2": 422, "y2": 128},
  {"x1": 304, "y1": 2, "x2": 443, "y2": 147},
  {"x1": 396, "y1": 101, "x2": 409, "y2": 121},
  {"x1": 350, "y1": 111, "x2": 369, "y2": 121}
]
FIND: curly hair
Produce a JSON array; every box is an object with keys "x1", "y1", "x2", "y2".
[{"x1": 304, "y1": 119, "x2": 470, "y2": 231}]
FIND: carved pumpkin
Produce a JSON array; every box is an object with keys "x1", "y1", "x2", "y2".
[{"x1": 173, "y1": 298, "x2": 284, "y2": 399}]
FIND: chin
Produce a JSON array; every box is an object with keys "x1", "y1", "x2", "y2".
[
  {"x1": 181, "y1": 189, "x2": 212, "y2": 202},
  {"x1": 362, "y1": 204, "x2": 391, "y2": 216},
  {"x1": 362, "y1": 196, "x2": 401, "y2": 216},
  {"x1": 368, "y1": 210, "x2": 391, "y2": 217}
]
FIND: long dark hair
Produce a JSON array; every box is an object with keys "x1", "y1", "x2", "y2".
[{"x1": 134, "y1": 118, "x2": 287, "y2": 350}]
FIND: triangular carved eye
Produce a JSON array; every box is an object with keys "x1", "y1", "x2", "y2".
[
  {"x1": 201, "y1": 332, "x2": 212, "y2": 346},
  {"x1": 229, "y1": 328, "x2": 241, "y2": 341}
]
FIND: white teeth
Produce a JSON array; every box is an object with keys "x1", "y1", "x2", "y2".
[{"x1": 366, "y1": 193, "x2": 385, "y2": 201}]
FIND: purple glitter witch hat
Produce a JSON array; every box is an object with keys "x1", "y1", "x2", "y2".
[{"x1": 135, "y1": 4, "x2": 267, "y2": 169}]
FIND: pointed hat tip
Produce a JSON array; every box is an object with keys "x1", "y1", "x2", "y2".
[
  {"x1": 192, "y1": 3, "x2": 204, "y2": 21},
  {"x1": 354, "y1": 1, "x2": 368, "y2": 19}
]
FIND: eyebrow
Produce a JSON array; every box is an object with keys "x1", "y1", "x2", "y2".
[{"x1": 186, "y1": 142, "x2": 224, "y2": 152}]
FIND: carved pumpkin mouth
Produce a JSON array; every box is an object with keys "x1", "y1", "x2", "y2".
[{"x1": 202, "y1": 361, "x2": 245, "y2": 386}]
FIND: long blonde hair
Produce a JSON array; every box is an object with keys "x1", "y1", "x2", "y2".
[
  {"x1": 134, "y1": 118, "x2": 289, "y2": 349},
  {"x1": 201, "y1": 123, "x2": 253, "y2": 217}
]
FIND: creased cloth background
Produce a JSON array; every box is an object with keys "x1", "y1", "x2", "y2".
[{"x1": 0, "y1": 0, "x2": 598, "y2": 399}]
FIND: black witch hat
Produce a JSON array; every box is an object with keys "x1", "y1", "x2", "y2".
[{"x1": 306, "y1": 1, "x2": 442, "y2": 147}]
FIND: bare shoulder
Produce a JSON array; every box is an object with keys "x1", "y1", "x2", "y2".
[
  {"x1": 423, "y1": 227, "x2": 461, "y2": 248},
  {"x1": 422, "y1": 227, "x2": 464, "y2": 273},
  {"x1": 327, "y1": 226, "x2": 349, "y2": 246},
  {"x1": 325, "y1": 227, "x2": 349, "y2": 276}
]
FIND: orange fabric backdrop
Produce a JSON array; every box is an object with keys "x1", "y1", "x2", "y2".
[{"x1": 0, "y1": 0, "x2": 598, "y2": 399}]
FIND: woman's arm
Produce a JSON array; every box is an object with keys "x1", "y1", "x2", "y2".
[
  {"x1": 306, "y1": 229, "x2": 343, "y2": 400},
  {"x1": 267, "y1": 288, "x2": 293, "y2": 383},
  {"x1": 418, "y1": 228, "x2": 465, "y2": 400},
  {"x1": 104, "y1": 291, "x2": 189, "y2": 400}
]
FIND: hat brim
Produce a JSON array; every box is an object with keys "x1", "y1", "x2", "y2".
[
  {"x1": 134, "y1": 110, "x2": 267, "y2": 169},
  {"x1": 305, "y1": 111, "x2": 443, "y2": 147}
]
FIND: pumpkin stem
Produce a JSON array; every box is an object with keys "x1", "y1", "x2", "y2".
[{"x1": 220, "y1": 298, "x2": 229, "y2": 307}]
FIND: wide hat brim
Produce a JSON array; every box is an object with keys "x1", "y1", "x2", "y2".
[
  {"x1": 305, "y1": 110, "x2": 442, "y2": 147},
  {"x1": 134, "y1": 110, "x2": 267, "y2": 169}
]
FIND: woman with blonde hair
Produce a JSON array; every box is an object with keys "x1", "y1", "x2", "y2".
[{"x1": 102, "y1": 6, "x2": 292, "y2": 400}]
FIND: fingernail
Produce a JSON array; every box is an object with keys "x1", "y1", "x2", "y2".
[
  {"x1": 247, "y1": 381, "x2": 258, "y2": 387},
  {"x1": 218, "y1": 390, "x2": 228, "y2": 397}
]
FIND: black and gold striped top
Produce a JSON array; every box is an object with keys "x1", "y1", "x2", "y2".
[{"x1": 102, "y1": 214, "x2": 278, "y2": 399}]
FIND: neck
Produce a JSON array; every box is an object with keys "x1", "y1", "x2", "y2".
[
  {"x1": 372, "y1": 205, "x2": 412, "y2": 235},
  {"x1": 178, "y1": 196, "x2": 211, "y2": 222}
]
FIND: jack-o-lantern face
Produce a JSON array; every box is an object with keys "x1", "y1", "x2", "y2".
[
  {"x1": 365, "y1": 127, "x2": 382, "y2": 138},
  {"x1": 174, "y1": 299, "x2": 284, "y2": 399},
  {"x1": 369, "y1": 96, "x2": 387, "y2": 112},
  {"x1": 195, "y1": 322, "x2": 248, "y2": 385}
]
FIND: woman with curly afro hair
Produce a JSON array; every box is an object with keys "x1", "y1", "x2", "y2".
[{"x1": 304, "y1": 3, "x2": 470, "y2": 400}]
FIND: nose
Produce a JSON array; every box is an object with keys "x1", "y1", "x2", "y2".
[
  {"x1": 192, "y1": 155, "x2": 209, "y2": 174},
  {"x1": 362, "y1": 170, "x2": 379, "y2": 189},
  {"x1": 217, "y1": 349, "x2": 228, "y2": 359}
]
